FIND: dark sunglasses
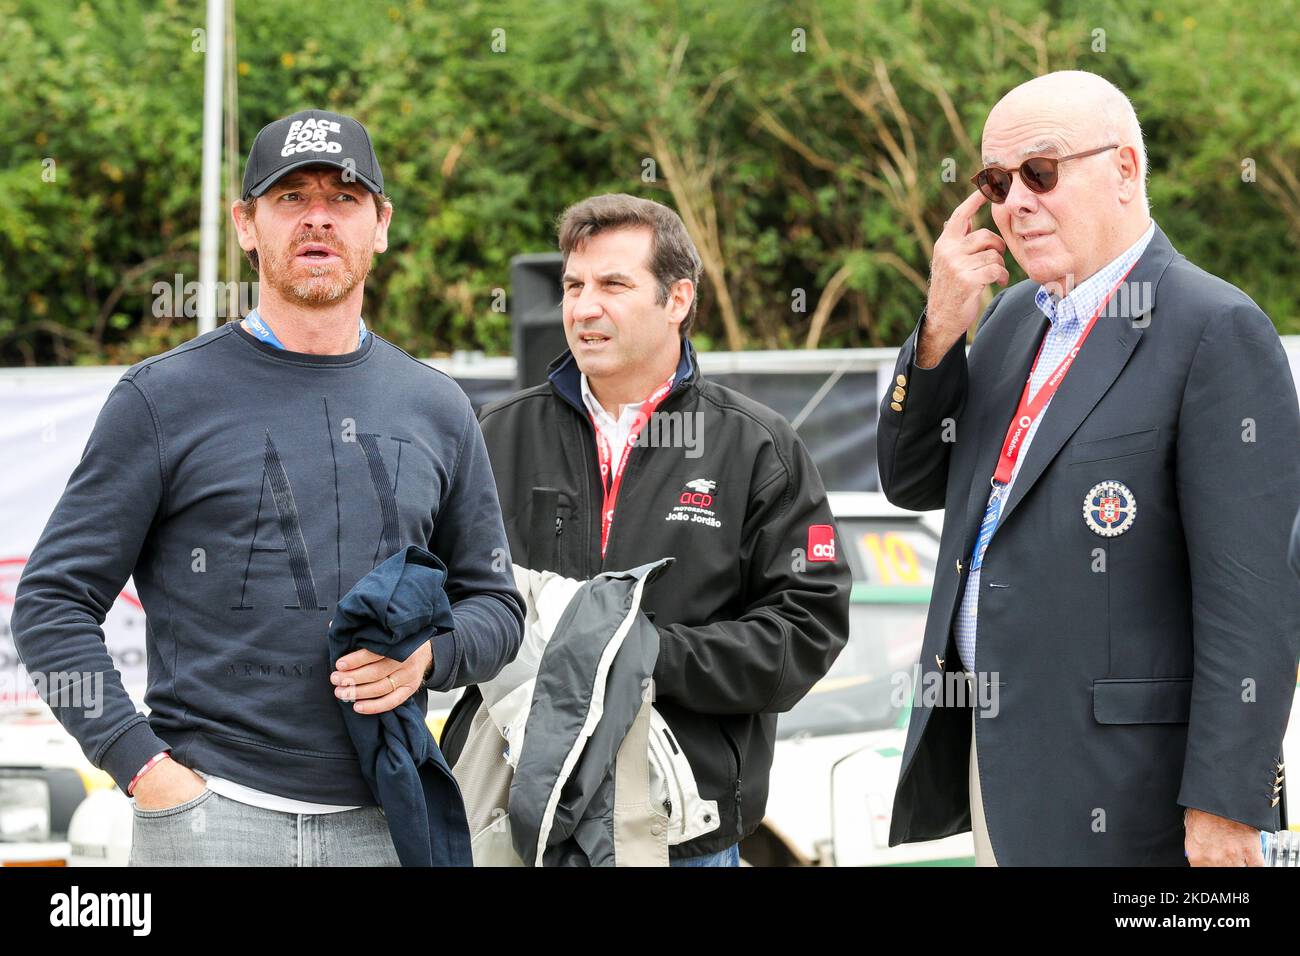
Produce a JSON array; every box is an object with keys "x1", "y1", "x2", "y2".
[{"x1": 971, "y1": 144, "x2": 1118, "y2": 203}]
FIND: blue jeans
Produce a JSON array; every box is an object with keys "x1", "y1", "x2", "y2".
[
  {"x1": 670, "y1": 843, "x2": 740, "y2": 867},
  {"x1": 128, "y1": 788, "x2": 401, "y2": 866}
]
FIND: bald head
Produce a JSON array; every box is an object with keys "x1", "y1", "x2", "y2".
[
  {"x1": 986, "y1": 72, "x2": 1147, "y2": 197},
  {"x1": 980, "y1": 71, "x2": 1151, "y2": 294}
]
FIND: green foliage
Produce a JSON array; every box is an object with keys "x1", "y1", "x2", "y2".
[{"x1": 0, "y1": 0, "x2": 1295, "y2": 364}]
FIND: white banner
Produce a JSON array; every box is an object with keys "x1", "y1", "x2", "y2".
[{"x1": 0, "y1": 369, "x2": 149, "y2": 712}]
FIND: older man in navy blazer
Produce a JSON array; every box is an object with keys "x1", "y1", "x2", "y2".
[{"x1": 878, "y1": 71, "x2": 1300, "y2": 866}]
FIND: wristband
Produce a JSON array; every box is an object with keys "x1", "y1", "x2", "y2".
[{"x1": 127, "y1": 750, "x2": 171, "y2": 797}]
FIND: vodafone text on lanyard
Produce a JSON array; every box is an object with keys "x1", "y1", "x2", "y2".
[
  {"x1": 590, "y1": 375, "x2": 675, "y2": 558},
  {"x1": 970, "y1": 264, "x2": 1137, "y2": 572}
]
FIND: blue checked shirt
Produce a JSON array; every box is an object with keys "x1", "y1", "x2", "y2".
[{"x1": 954, "y1": 221, "x2": 1154, "y2": 672}]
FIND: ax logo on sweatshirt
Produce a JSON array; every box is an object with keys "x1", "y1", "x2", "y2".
[
  {"x1": 666, "y1": 477, "x2": 721, "y2": 528},
  {"x1": 231, "y1": 399, "x2": 412, "y2": 612}
]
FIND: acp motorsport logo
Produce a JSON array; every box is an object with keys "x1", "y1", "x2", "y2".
[{"x1": 665, "y1": 478, "x2": 722, "y2": 528}]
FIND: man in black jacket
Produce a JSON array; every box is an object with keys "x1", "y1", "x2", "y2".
[{"x1": 441, "y1": 193, "x2": 851, "y2": 864}]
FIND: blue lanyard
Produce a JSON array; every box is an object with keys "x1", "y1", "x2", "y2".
[{"x1": 243, "y1": 309, "x2": 368, "y2": 350}]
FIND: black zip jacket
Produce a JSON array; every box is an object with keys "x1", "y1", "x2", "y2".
[{"x1": 441, "y1": 339, "x2": 851, "y2": 859}]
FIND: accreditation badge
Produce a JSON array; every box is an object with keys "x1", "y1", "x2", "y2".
[{"x1": 1083, "y1": 480, "x2": 1136, "y2": 537}]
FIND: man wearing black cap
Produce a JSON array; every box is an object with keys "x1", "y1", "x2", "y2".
[{"x1": 11, "y1": 110, "x2": 525, "y2": 865}]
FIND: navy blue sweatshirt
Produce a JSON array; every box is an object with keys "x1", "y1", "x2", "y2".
[{"x1": 11, "y1": 321, "x2": 525, "y2": 804}]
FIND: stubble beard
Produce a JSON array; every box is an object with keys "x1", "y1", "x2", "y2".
[{"x1": 259, "y1": 231, "x2": 372, "y2": 305}]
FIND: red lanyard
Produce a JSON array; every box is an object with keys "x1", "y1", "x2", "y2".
[
  {"x1": 590, "y1": 374, "x2": 675, "y2": 557},
  {"x1": 992, "y1": 264, "x2": 1137, "y2": 486}
]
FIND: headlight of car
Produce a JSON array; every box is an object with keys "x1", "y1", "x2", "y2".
[{"x1": 0, "y1": 778, "x2": 51, "y2": 843}]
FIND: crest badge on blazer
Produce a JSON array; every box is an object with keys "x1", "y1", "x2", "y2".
[{"x1": 1083, "y1": 480, "x2": 1137, "y2": 537}]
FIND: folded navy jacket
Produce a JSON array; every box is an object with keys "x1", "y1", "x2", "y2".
[{"x1": 328, "y1": 544, "x2": 473, "y2": 867}]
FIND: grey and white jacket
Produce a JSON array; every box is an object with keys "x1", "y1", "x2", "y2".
[{"x1": 451, "y1": 559, "x2": 719, "y2": 866}]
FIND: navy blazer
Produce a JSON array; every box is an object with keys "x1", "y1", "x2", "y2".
[{"x1": 878, "y1": 223, "x2": 1300, "y2": 865}]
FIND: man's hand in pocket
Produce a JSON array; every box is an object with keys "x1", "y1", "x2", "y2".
[{"x1": 132, "y1": 758, "x2": 207, "y2": 811}]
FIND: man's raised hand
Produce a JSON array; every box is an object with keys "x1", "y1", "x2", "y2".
[{"x1": 917, "y1": 190, "x2": 1009, "y2": 369}]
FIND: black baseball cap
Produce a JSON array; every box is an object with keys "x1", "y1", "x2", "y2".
[{"x1": 241, "y1": 109, "x2": 384, "y2": 201}]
